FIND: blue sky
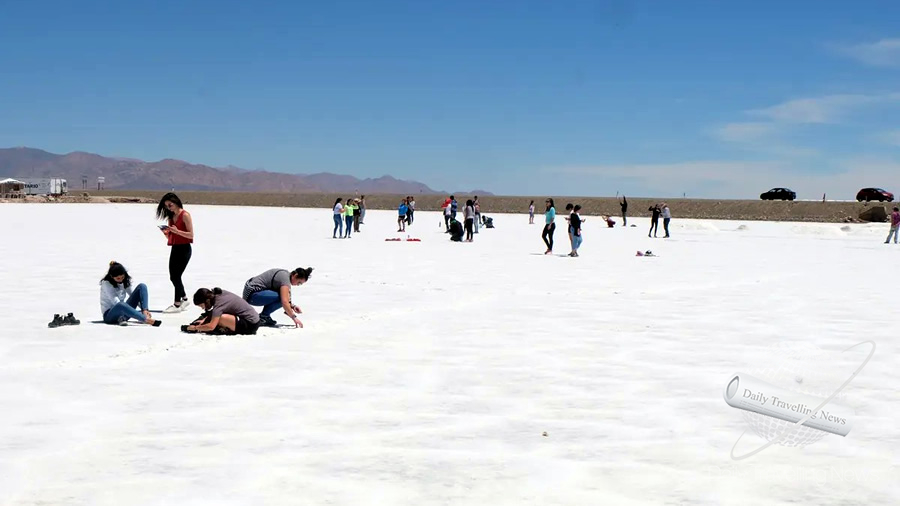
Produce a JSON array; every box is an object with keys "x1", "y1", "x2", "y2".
[{"x1": 1, "y1": 0, "x2": 899, "y2": 198}]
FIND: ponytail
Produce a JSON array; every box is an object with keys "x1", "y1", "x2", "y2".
[{"x1": 292, "y1": 267, "x2": 314, "y2": 281}]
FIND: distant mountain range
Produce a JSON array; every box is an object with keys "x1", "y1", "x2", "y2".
[{"x1": 0, "y1": 147, "x2": 490, "y2": 195}]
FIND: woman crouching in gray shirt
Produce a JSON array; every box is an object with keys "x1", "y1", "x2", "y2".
[{"x1": 184, "y1": 288, "x2": 261, "y2": 335}]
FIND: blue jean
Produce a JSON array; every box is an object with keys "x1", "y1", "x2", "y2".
[
  {"x1": 887, "y1": 226, "x2": 899, "y2": 243},
  {"x1": 104, "y1": 283, "x2": 149, "y2": 324},
  {"x1": 333, "y1": 214, "x2": 343, "y2": 237},
  {"x1": 573, "y1": 233, "x2": 583, "y2": 251},
  {"x1": 248, "y1": 290, "x2": 282, "y2": 317},
  {"x1": 344, "y1": 215, "x2": 353, "y2": 237}
]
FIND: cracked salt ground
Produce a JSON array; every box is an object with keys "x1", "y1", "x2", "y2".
[{"x1": 0, "y1": 204, "x2": 897, "y2": 505}]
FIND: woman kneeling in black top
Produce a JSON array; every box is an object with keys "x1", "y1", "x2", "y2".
[{"x1": 184, "y1": 288, "x2": 261, "y2": 335}]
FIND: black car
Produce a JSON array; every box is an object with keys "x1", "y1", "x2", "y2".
[{"x1": 760, "y1": 188, "x2": 796, "y2": 201}]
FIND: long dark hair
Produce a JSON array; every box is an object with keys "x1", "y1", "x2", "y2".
[
  {"x1": 546, "y1": 198, "x2": 555, "y2": 209},
  {"x1": 334, "y1": 197, "x2": 342, "y2": 206},
  {"x1": 193, "y1": 287, "x2": 223, "y2": 308},
  {"x1": 156, "y1": 192, "x2": 184, "y2": 220},
  {"x1": 101, "y1": 261, "x2": 131, "y2": 288},
  {"x1": 292, "y1": 267, "x2": 314, "y2": 281}
]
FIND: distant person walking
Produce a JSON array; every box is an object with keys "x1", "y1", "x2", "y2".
[
  {"x1": 332, "y1": 198, "x2": 344, "y2": 238},
  {"x1": 353, "y1": 198, "x2": 361, "y2": 233},
  {"x1": 662, "y1": 203, "x2": 671, "y2": 238},
  {"x1": 648, "y1": 203, "x2": 661, "y2": 238},
  {"x1": 886, "y1": 207, "x2": 900, "y2": 244},
  {"x1": 242, "y1": 267, "x2": 313, "y2": 328},
  {"x1": 542, "y1": 198, "x2": 556, "y2": 254},
  {"x1": 569, "y1": 204, "x2": 584, "y2": 257},
  {"x1": 450, "y1": 195, "x2": 458, "y2": 220},
  {"x1": 407, "y1": 196, "x2": 415, "y2": 225},
  {"x1": 99, "y1": 261, "x2": 161, "y2": 326},
  {"x1": 464, "y1": 199, "x2": 475, "y2": 241},
  {"x1": 529, "y1": 200, "x2": 535, "y2": 224},
  {"x1": 564, "y1": 203, "x2": 575, "y2": 252},
  {"x1": 620, "y1": 195, "x2": 628, "y2": 226},
  {"x1": 157, "y1": 192, "x2": 194, "y2": 313}
]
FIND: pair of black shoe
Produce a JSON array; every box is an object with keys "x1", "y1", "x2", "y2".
[
  {"x1": 258, "y1": 314, "x2": 277, "y2": 327},
  {"x1": 48, "y1": 313, "x2": 80, "y2": 328}
]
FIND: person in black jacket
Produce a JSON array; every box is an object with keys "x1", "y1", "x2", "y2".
[
  {"x1": 649, "y1": 203, "x2": 661, "y2": 238},
  {"x1": 569, "y1": 204, "x2": 584, "y2": 257},
  {"x1": 620, "y1": 195, "x2": 628, "y2": 226},
  {"x1": 449, "y1": 217, "x2": 464, "y2": 242}
]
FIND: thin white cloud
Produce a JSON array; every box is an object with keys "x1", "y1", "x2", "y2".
[
  {"x1": 711, "y1": 122, "x2": 818, "y2": 157},
  {"x1": 747, "y1": 94, "x2": 887, "y2": 124},
  {"x1": 713, "y1": 93, "x2": 900, "y2": 158},
  {"x1": 552, "y1": 161, "x2": 789, "y2": 196},
  {"x1": 877, "y1": 130, "x2": 900, "y2": 146},
  {"x1": 836, "y1": 38, "x2": 900, "y2": 67},
  {"x1": 712, "y1": 122, "x2": 777, "y2": 142},
  {"x1": 548, "y1": 158, "x2": 900, "y2": 199}
]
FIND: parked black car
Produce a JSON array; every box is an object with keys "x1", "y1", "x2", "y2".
[
  {"x1": 856, "y1": 188, "x2": 894, "y2": 202},
  {"x1": 760, "y1": 188, "x2": 796, "y2": 200}
]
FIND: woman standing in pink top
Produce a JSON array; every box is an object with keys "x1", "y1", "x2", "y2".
[
  {"x1": 886, "y1": 207, "x2": 900, "y2": 244},
  {"x1": 157, "y1": 193, "x2": 194, "y2": 312}
]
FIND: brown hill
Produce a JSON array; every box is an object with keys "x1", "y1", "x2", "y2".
[{"x1": 0, "y1": 147, "x2": 451, "y2": 194}]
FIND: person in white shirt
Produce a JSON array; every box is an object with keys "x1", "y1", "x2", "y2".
[
  {"x1": 662, "y1": 203, "x2": 672, "y2": 238},
  {"x1": 443, "y1": 198, "x2": 452, "y2": 232},
  {"x1": 464, "y1": 199, "x2": 476, "y2": 241},
  {"x1": 99, "y1": 261, "x2": 161, "y2": 326},
  {"x1": 332, "y1": 198, "x2": 344, "y2": 238}
]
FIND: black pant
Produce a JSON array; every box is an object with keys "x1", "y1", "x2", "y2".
[
  {"x1": 649, "y1": 219, "x2": 658, "y2": 237},
  {"x1": 407, "y1": 209, "x2": 414, "y2": 224},
  {"x1": 169, "y1": 244, "x2": 192, "y2": 301},
  {"x1": 465, "y1": 218, "x2": 474, "y2": 240},
  {"x1": 444, "y1": 214, "x2": 450, "y2": 230},
  {"x1": 542, "y1": 222, "x2": 556, "y2": 251},
  {"x1": 622, "y1": 211, "x2": 627, "y2": 226},
  {"x1": 663, "y1": 218, "x2": 670, "y2": 237}
]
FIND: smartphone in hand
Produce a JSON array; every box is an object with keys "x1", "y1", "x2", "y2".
[{"x1": 159, "y1": 225, "x2": 169, "y2": 230}]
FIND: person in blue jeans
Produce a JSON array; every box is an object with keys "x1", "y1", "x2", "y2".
[
  {"x1": 242, "y1": 267, "x2": 314, "y2": 327},
  {"x1": 398, "y1": 199, "x2": 408, "y2": 232},
  {"x1": 332, "y1": 198, "x2": 344, "y2": 238},
  {"x1": 343, "y1": 199, "x2": 356, "y2": 238},
  {"x1": 570, "y1": 204, "x2": 584, "y2": 257},
  {"x1": 99, "y1": 261, "x2": 162, "y2": 326}
]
